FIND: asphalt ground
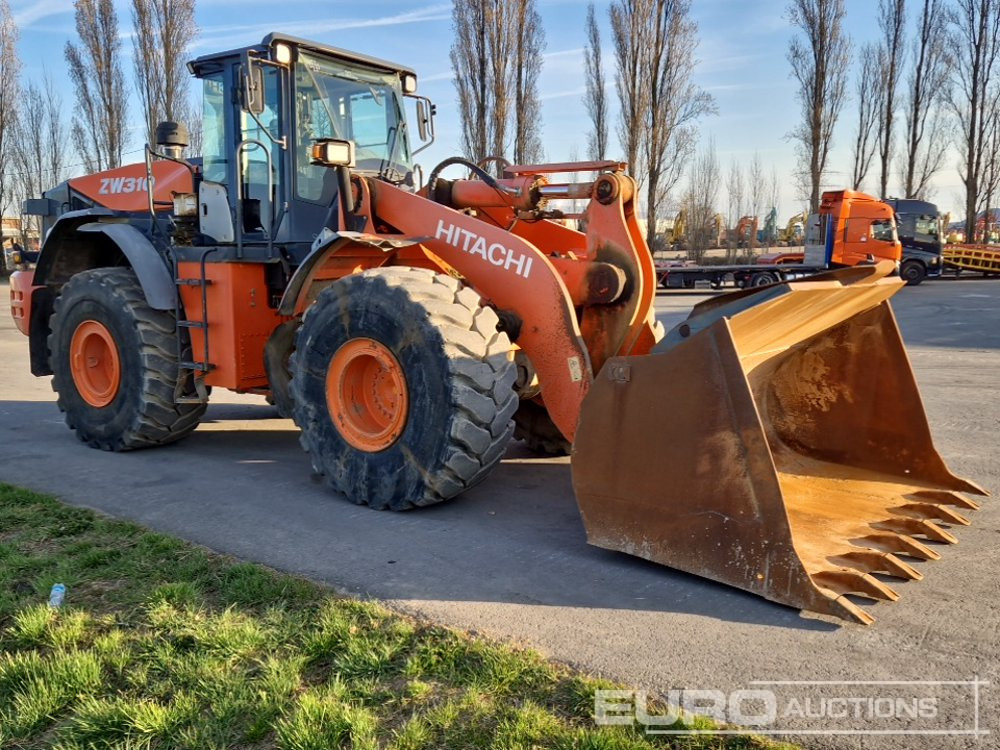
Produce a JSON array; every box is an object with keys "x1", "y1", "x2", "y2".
[{"x1": 1, "y1": 274, "x2": 998, "y2": 749}]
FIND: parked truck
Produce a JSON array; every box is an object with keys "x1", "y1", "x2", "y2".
[
  {"x1": 883, "y1": 198, "x2": 945, "y2": 284},
  {"x1": 752, "y1": 197, "x2": 944, "y2": 286},
  {"x1": 656, "y1": 189, "x2": 901, "y2": 289}
]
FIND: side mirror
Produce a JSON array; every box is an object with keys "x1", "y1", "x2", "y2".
[
  {"x1": 242, "y1": 63, "x2": 265, "y2": 115},
  {"x1": 311, "y1": 138, "x2": 356, "y2": 168},
  {"x1": 416, "y1": 99, "x2": 429, "y2": 141}
]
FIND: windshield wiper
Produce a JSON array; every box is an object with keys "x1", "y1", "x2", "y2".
[{"x1": 378, "y1": 120, "x2": 406, "y2": 183}]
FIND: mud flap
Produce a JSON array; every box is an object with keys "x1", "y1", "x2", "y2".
[{"x1": 571, "y1": 264, "x2": 987, "y2": 624}]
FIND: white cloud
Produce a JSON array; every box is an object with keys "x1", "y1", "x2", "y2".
[
  {"x1": 12, "y1": 0, "x2": 70, "y2": 28},
  {"x1": 193, "y1": 4, "x2": 451, "y2": 51},
  {"x1": 420, "y1": 71, "x2": 454, "y2": 84},
  {"x1": 540, "y1": 87, "x2": 585, "y2": 101},
  {"x1": 544, "y1": 47, "x2": 583, "y2": 59}
]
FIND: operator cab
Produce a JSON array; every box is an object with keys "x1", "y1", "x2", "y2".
[{"x1": 187, "y1": 33, "x2": 432, "y2": 258}]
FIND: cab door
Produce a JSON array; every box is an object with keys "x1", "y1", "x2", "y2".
[{"x1": 237, "y1": 63, "x2": 284, "y2": 244}]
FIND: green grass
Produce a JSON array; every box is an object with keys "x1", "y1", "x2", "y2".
[{"x1": 0, "y1": 483, "x2": 794, "y2": 749}]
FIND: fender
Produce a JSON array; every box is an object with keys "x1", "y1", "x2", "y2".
[
  {"x1": 278, "y1": 231, "x2": 423, "y2": 316},
  {"x1": 34, "y1": 212, "x2": 176, "y2": 310},
  {"x1": 26, "y1": 213, "x2": 177, "y2": 377}
]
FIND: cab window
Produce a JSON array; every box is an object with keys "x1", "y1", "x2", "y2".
[
  {"x1": 913, "y1": 214, "x2": 939, "y2": 242},
  {"x1": 240, "y1": 65, "x2": 282, "y2": 233},
  {"x1": 201, "y1": 73, "x2": 226, "y2": 183},
  {"x1": 293, "y1": 52, "x2": 409, "y2": 203},
  {"x1": 871, "y1": 219, "x2": 895, "y2": 242}
]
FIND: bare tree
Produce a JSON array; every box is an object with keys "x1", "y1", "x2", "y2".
[
  {"x1": 187, "y1": 109, "x2": 203, "y2": 157},
  {"x1": 452, "y1": 2, "x2": 489, "y2": 164},
  {"x1": 786, "y1": 0, "x2": 850, "y2": 212},
  {"x1": 611, "y1": 0, "x2": 713, "y2": 245},
  {"x1": 13, "y1": 75, "x2": 66, "y2": 236},
  {"x1": 850, "y1": 45, "x2": 880, "y2": 191},
  {"x1": 487, "y1": 9, "x2": 513, "y2": 165},
  {"x1": 132, "y1": 0, "x2": 198, "y2": 147},
  {"x1": 511, "y1": 0, "x2": 544, "y2": 164},
  {"x1": 610, "y1": 0, "x2": 650, "y2": 183},
  {"x1": 451, "y1": 0, "x2": 544, "y2": 171},
  {"x1": 684, "y1": 139, "x2": 720, "y2": 263},
  {"x1": 903, "y1": 0, "x2": 952, "y2": 198},
  {"x1": 875, "y1": 0, "x2": 906, "y2": 198},
  {"x1": 948, "y1": 0, "x2": 1000, "y2": 242},
  {"x1": 725, "y1": 160, "x2": 746, "y2": 260},
  {"x1": 65, "y1": 0, "x2": 128, "y2": 172},
  {"x1": 0, "y1": 0, "x2": 20, "y2": 217},
  {"x1": 981, "y1": 105, "x2": 1000, "y2": 236},
  {"x1": 583, "y1": 2, "x2": 609, "y2": 160},
  {"x1": 747, "y1": 151, "x2": 765, "y2": 225},
  {"x1": 743, "y1": 152, "x2": 768, "y2": 252},
  {"x1": 767, "y1": 166, "x2": 782, "y2": 247},
  {"x1": 642, "y1": 1, "x2": 714, "y2": 246},
  {"x1": 767, "y1": 167, "x2": 782, "y2": 222}
]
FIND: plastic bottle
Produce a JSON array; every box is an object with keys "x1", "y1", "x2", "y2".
[{"x1": 48, "y1": 583, "x2": 66, "y2": 608}]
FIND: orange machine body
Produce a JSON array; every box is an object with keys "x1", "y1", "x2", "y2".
[
  {"x1": 176, "y1": 262, "x2": 287, "y2": 391},
  {"x1": 8, "y1": 270, "x2": 41, "y2": 336},
  {"x1": 69, "y1": 161, "x2": 193, "y2": 213}
]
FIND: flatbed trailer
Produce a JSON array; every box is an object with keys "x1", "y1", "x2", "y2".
[
  {"x1": 943, "y1": 244, "x2": 1000, "y2": 276},
  {"x1": 655, "y1": 189, "x2": 902, "y2": 291},
  {"x1": 654, "y1": 261, "x2": 835, "y2": 290}
]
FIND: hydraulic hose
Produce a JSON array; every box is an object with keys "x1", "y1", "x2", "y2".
[{"x1": 426, "y1": 156, "x2": 519, "y2": 205}]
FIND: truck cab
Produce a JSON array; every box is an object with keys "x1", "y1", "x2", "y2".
[
  {"x1": 883, "y1": 198, "x2": 944, "y2": 285},
  {"x1": 803, "y1": 190, "x2": 901, "y2": 269}
]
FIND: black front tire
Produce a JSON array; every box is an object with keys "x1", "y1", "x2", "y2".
[
  {"x1": 48, "y1": 268, "x2": 206, "y2": 451},
  {"x1": 901, "y1": 260, "x2": 927, "y2": 286},
  {"x1": 291, "y1": 268, "x2": 518, "y2": 510}
]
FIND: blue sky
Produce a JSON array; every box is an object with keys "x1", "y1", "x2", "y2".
[{"x1": 10, "y1": 0, "x2": 967, "y2": 221}]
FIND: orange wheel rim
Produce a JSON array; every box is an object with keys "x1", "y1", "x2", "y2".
[
  {"x1": 326, "y1": 338, "x2": 409, "y2": 452},
  {"x1": 70, "y1": 320, "x2": 121, "y2": 408}
]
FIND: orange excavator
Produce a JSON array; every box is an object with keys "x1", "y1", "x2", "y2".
[
  {"x1": 10, "y1": 34, "x2": 986, "y2": 624},
  {"x1": 735, "y1": 215, "x2": 758, "y2": 248}
]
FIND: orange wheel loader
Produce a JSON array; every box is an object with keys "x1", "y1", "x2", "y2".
[{"x1": 9, "y1": 34, "x2": 987, "y2": 624}]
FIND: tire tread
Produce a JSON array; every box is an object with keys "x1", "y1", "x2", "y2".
[
  {"x1": 48, "y1": 268, "x2": 205, "y2": 451},
  {"x1": 293, "y1": 267, "x2": 517, "y2": 509}
]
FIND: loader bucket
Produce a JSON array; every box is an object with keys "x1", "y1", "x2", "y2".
[{"x1": 572, "y1": 263, "x2": 987, "y2": 624}]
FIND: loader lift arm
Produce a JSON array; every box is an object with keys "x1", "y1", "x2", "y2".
[{"x1": 292, "y1": 162, "x2": 661, "y2": 442}]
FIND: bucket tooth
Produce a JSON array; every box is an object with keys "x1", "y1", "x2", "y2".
[
  {"x1": 829, "y1": 550, "x2": 922, "y2": 580},
  {"x1": 911, "y1": 490, "x2": 982, "y2": 511},
  {"x1": 812, "y1": 570, "x2": 900, "y2": 601},
  {"x1": 853, "y1": 533, "x2": 940, "y2": 560},
  {"x1": 872, "y1": 518, "x2": 959, "y2": 544},
  {"x1": 828, "y1": 596, "x2": 876, "y2": 626},
  {"x1": 893, "y1": 503, "x2": 970, "y2": 526}
]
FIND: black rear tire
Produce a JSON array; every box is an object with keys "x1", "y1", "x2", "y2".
[
  {"x1": 48, "y1": 268, "x2": 206, "y2": 451},
  {"x1": 291, "y1": 267, "x2": 518, "y2": 510},
  {"x1": 264, "y1": 319, "x2": 301, "y2": 418},
  {"x1": 901, "y1": 260, "x2": 926, "y2": 286},
  {"x1": 751, "y1": 271, "x2": 779, "y2": 287},
  {"x1": 514, "y1": 399, "x2": 571, "y2": 456}
]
